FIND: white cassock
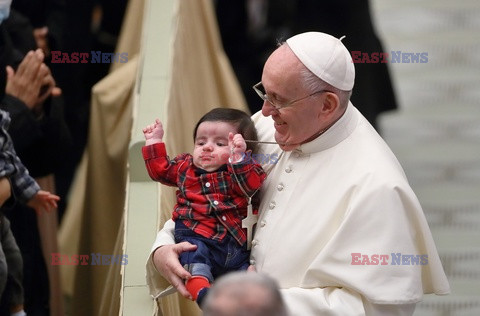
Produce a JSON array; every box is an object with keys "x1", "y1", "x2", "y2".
[{"x1": 146, "y1": 103, "x2": 450, "y2": 315}]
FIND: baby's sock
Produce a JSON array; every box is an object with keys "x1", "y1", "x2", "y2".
[{"x1": 185, "y1": 275, "x2": 211, "y2": 302}]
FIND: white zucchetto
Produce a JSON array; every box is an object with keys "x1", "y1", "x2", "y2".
[{"x1": 286, "y1": 32, "x2": 355, "y2": 91}]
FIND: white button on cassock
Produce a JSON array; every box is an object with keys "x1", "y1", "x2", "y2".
[
  {"x1": 269, "y1": 201, "x2": 276, "y2": 209},
  {"x1": 277, "y1": 183, "x2": 284, "y2": 191}
]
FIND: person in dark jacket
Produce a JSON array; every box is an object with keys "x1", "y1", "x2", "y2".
[{"x1": 1, "y1": 5, "x2": 71, "y2": 314}]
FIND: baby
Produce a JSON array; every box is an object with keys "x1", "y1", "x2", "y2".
[{"x1": 142, "y1": 108, "x2": 266, "y2": 305}]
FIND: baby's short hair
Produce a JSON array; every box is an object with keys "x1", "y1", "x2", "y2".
[{"x1": 193, "y1": 108, "x2": 258, "y2": 152}]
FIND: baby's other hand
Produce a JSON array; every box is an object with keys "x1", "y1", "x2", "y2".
[
  {"x1": 228, "y1": 133, "x2": 246, "y2": 163},
  {"x1": 27, "y1": 190, "x2": 60, "y2": 215}
]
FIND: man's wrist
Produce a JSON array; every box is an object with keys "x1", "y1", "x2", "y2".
[{"x1": 151, "y1": 246, "x2": 164, "y2": 273}]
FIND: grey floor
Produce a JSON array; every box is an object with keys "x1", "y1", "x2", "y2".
[{"x1": 372, "y1": 0, "x2": 480, "y2": 315}]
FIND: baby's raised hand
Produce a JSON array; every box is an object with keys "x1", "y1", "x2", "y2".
[
  {"x1": 228, "y1": 132, "x2": 246, "y2": 163},
  {"x1": 143, "y1": 119, "x2": 164, "y2": 145}
]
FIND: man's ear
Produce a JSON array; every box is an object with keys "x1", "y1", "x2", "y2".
[{"x1": 320, "y1": 92, "x2": 340, "y2": 116}]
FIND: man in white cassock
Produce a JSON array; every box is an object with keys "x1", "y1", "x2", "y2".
[{"x1": 146, "y1": 32, "x2": 450, "y2": 315}]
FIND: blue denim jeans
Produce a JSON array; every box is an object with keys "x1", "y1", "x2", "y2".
[{"x1": 174, "y1": 221, "x2": 250, "y2": 282}]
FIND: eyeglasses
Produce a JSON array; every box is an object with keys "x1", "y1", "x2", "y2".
[{"x1": 252, "y1": 81, "x2": 329, "y2": 110}]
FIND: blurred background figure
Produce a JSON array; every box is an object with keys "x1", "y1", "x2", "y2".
[
  {"x1": 7, "y1": 0, "x2": 129, "y2": 223},
  {"x1": 2, "y1": 0, "x2": 130, "y2": 313},
  {"x1": 53, "y1": 0, "x2": 128, "y2": 222},
  {"x1": 202, "y1": 271, "x2": 288, "y2": 316},
  {"x1": 1, "y1": 1, "x2": 71, "y2": 314},
  {"x1": 8, "y1": 0, "x2": 64, "y2": 59},
  {"x1": 214, "y1": 0, "x2": 397, "y2": 130}
]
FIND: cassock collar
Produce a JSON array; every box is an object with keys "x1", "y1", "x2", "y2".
[{"x1": 298, "y1": 102, "x2": 359, "y2": 154}]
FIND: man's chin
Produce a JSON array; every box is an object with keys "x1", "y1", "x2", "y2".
[{"x1": 275, "y1": 134, "x2": 298, "y2": 151}]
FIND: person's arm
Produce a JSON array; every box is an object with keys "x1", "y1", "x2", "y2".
[
  {"x1": 5, "y1": 147, "x2": 60, "y2": 214},
  {"x1": 1, "y1": 49, "x2": 63, "y2": 156},
  {"x1": 26, "y1": 190, "x2": 60, "y2": 215},
  {"x1": 0, "y1": 123, "x2": 40, "y2": 203},
  {"x1": 145, "y1": 219, "x2": 197, "y2": 299},
  {"x1": 227, "y1": 132, "x2": 267, "y2": 195},
  {"x1": 142, "y1": 120, "x2": 191, "y2": 187},
  {"x1": 0, "y1": 115, "x2": 60, "y2": 212},
  {"x1": 4, "y1": 49, "x2": 61, "y2": 112},
  {"x1": 142, "y1": 143, "x2": 189, "y2": 187},
  {"x1": 0, "y1": 94, "x2": 42, "y2": 152},
  {"x1": 228, "y1": 161, "x2": 266, "y2": 196}
]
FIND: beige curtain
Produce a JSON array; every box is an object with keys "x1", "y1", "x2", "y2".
[
  {"x1": 58, "y1": 0, "x2": 144, "y2": 314},
  {"x1": 57, "y1": 55, "x2": 138, "y2": 316}
]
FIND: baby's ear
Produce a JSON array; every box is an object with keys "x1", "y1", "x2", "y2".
[{"x1": 246, "y1": 140, "x2": 257, "y2": 153}]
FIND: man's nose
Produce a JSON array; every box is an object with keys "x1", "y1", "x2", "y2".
[
  {"x1": 262, "y1": 100, "x2": 279, "y2": 116},
  {"x1": 261, "y1": 101, "x2": 277, "y2": 117}
]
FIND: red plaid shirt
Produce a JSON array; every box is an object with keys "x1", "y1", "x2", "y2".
[{"x1": 142, "y1": 143, "x2": 266, "y2": 246}]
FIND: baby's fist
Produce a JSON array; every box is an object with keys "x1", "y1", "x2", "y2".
[
  {"x1": 143, "y1": 119, "x2": 164, "y2": 145},
  {"x1": 229, "y1": 133, "x2": 246, "y2": 163}
]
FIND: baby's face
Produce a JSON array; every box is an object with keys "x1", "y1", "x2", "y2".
[{"x1": 193, "y1": 121, "x2": 237, "y2": 172}]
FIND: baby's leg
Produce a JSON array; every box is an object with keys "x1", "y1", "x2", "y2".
[
  {"x1": 185, "y1": 274, "x2": 210, "y2": 304},
  {"x1": 176, "y1": 236, "x2": 214, "y2": 305}
]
